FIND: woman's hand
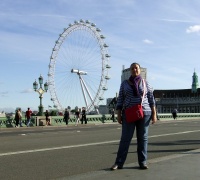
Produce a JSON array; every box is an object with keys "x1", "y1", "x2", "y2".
[
  {"x1": 151, "y1": 113, "x2": 157, "y2": 124},
  {"x1": 118, "y1": 115, "x2": 122, "y2": 124},
  {"x1": 117, "y1": 110, "x2": 122, "y2": 124}
]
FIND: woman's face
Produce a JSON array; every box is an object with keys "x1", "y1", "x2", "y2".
[{"x1": 130, "y1": 64, "x2": 141, "y2": 77}]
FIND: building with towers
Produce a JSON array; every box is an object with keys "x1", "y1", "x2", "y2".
[
  {"x1": 154, "y1": 70, "x2": 200, "y2": 113},
  {"x1": 192, "y1": 70, "x2": 199, "y2": 93}
]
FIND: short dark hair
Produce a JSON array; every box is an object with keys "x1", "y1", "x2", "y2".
[{"x1": 130, "y1": 62, "x2": 141, "y2": 68}]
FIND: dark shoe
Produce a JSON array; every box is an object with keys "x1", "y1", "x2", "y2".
[
  {"x1": 139, "y1": 164, "x2": 148, "y2": 169},
  {"x1": 110, "y1": 164, "x2": 123, "y2": 170}
]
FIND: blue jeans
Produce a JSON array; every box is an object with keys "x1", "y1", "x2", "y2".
[
  {"x1": 26, "y1": 118, "x2": 31, "y2": 126},
  {"x1": 115, "y1": 113, "x2": 151, "y2": 167}
]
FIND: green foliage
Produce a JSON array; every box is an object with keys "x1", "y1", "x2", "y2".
[
  {"x1": 50, "y1": 110, "x2": 57, "y2": 116},
  {"x1": 71, "y1": 109, "x2": 75, "y2": 113}
]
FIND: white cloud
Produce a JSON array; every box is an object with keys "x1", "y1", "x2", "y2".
[
  {"x1": 20, "y1": 89, "x2": 34, "y2": 93},
  {"x1": 186, "y1": 25, "x2": 200, "y2": 33},
  {"x1": 0, "y1": 91, "x2": 8, "y2": 95},
  {"x1": 143, "y1": 39, "x2": 153, "y2": 44},
  {"x1": 159, "y1": 18, "x2": 193, "y2": 23},
  {"x1": 0, "y1": 91, "x2": 9, "y2": 97}
]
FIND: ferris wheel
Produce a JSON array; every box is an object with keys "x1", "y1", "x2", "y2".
[{"x1": 48, "y1": 19, "x2": 111, "y2": 112}]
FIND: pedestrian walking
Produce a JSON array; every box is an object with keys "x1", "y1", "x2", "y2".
[
  {"x1": 14, "y1": 109, "x2": 20, "y2": 127},
  {"x1": 18, "y1": 108, "x2": 23, "y2": 127},
  {"x1": 110, "y1": 109, "x2": 115, "y2": 122},
  {"x1": 45, "y1": 110, "x2": 51, "y2": 126},
  {"x1": 81, "y1": 107, "x2": 87, "y2": 124},
  {"x1": 63, "y1": 109, "x2": 70, "y2": 125},
  {"x1": 75, "y1": 109, "x2": 80, "y2": 126},
  {"x1": 172, "y1": 109, "x2": 178, "y2": 120},
  {"x1": 25, "y1": 107, "x2": 32, "y2": 127},
  {"x1": 110, "y1": 62, "x2": 157, "y2": 170}
]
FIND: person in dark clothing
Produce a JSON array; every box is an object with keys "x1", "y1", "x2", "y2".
[
  {"x1": 15, "y1": 109, "x2": 20, "y2": 127},
  {"x1": 110, "y1": 109, "x2": 115, "y2": 122},
  {"x1": 25, "y1": 107, "x2": 32, "y2": 127},
  {"x1": 172, "y1": 109, "x2": 177, "y2": 120},
  {"x1": 75, "y1": 109, "x2": 80, "y2": 126},
  {"x1": 81, "y1": 107, "x2": 87, "y2": 124},
  {"x1": 45, "y1": 110, "x2": 50, "y2": 126},
  {"x1": 63, "y1": 109, "x2": 70, "y2": 125}
]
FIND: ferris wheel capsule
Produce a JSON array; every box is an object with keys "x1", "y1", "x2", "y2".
[
  {"x1": 106, "y1": 64, "x2": 111, "y2": 68},
  {"x1": 85, "y1": 20, "x2": 90, "y2": 24},
  {"x1": 100, "y1": 35, "x2": 105, "y2": 39},
  {"x1": 96, "y1": 28, "x2": 101, "y2": 32},
  {"x1": 103, "y1": 43, "x2": 109, "y2": 48}
]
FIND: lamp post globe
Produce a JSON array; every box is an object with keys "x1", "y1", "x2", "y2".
[
  {"x1": 38, "y1": 75, "x2": 43, "y2": 85},
  {"x1": 33, "y1": 80, "x2": 38, "y2": 91},
  {"x1": 44, "y1": 82, "x2": 48, "y2": 91}
]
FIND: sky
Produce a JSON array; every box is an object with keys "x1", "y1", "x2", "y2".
[{"x1": 1, "y1": 0, "x2": 200, "y2": 112}]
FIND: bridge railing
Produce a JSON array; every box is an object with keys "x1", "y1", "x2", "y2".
[
  {"x1": 1, "y1": 113, "x2": 200, "y2": 128},
  {"x1": 0, "y1": 117, "x2": 36, "y2": 128},
  {"x1": 158, "y1": 113, "x2": 200, "y2": 120}
]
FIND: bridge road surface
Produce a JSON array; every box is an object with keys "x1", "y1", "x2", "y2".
[{"x1": 0, "y1": 119, "x2": 200, "y2": 180}]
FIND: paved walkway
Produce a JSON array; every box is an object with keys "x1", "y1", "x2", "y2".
[
  {"x1": 1, "y1": 119, "x2": 200, "y2": 179},
  {"x1": 65, "y1": 148, "x2": 200, "y2": 180}
]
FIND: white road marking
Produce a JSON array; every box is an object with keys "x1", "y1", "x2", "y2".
[{"x1": 0, "y1": 129, "x2": 200, "y2": 157}]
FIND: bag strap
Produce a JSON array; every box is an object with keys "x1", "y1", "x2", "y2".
[
  {"x1": 141, "y1": 79, "x2": 146, "y2": 105},
  {"x1": 127, "y1": 79, "x2": 146, "y2": 105}
]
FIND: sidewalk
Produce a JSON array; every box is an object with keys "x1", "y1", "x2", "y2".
[
  {"x1": 65, "y1": 148, "x2": 200, "y2": 180},
  {"x1": 1, "y1": 120, "x2": 200, "y2": 179}
]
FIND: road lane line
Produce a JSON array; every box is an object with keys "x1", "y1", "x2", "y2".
[{"x1": 1, "y1": 129, "x2": 200, "y2": 157}]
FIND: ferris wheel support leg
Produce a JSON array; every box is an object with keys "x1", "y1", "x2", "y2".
[
  {"x1": 79, "y1": 75, "x2": 89, "y2": 109},
  {"x1": 80, "y1": 76, "x2": 96, "y2": 109}
]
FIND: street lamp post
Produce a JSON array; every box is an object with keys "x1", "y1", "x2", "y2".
[{"x1": 33, "y1": 75, "x2": 48, "y2": 116}]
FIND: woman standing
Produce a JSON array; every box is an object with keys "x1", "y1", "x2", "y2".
[{"x1": 110, "y1": 62, "x2": 157, "y2": 170}]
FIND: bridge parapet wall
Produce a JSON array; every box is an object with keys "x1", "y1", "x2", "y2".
[{"x1": 1, "y1": 113, "x2": 200, "y2": 128}]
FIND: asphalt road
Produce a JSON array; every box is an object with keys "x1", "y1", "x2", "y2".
[{"x1": 0, "y1": 119, "x2": 200, "y2": 180}]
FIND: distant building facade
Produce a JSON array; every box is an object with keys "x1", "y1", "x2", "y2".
[
  {"x1": 98, "y1": 105, "x2": 109, "y2": 114},
  {"x1": 121, "y1": 65, "x2": 147, "y2": 81},
  {"x1": 154, "y1": 70, "x2": 200, "y2": 113},
  {"x1": 108, "y1": 66, "x2": 200, "y2": 114}
]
